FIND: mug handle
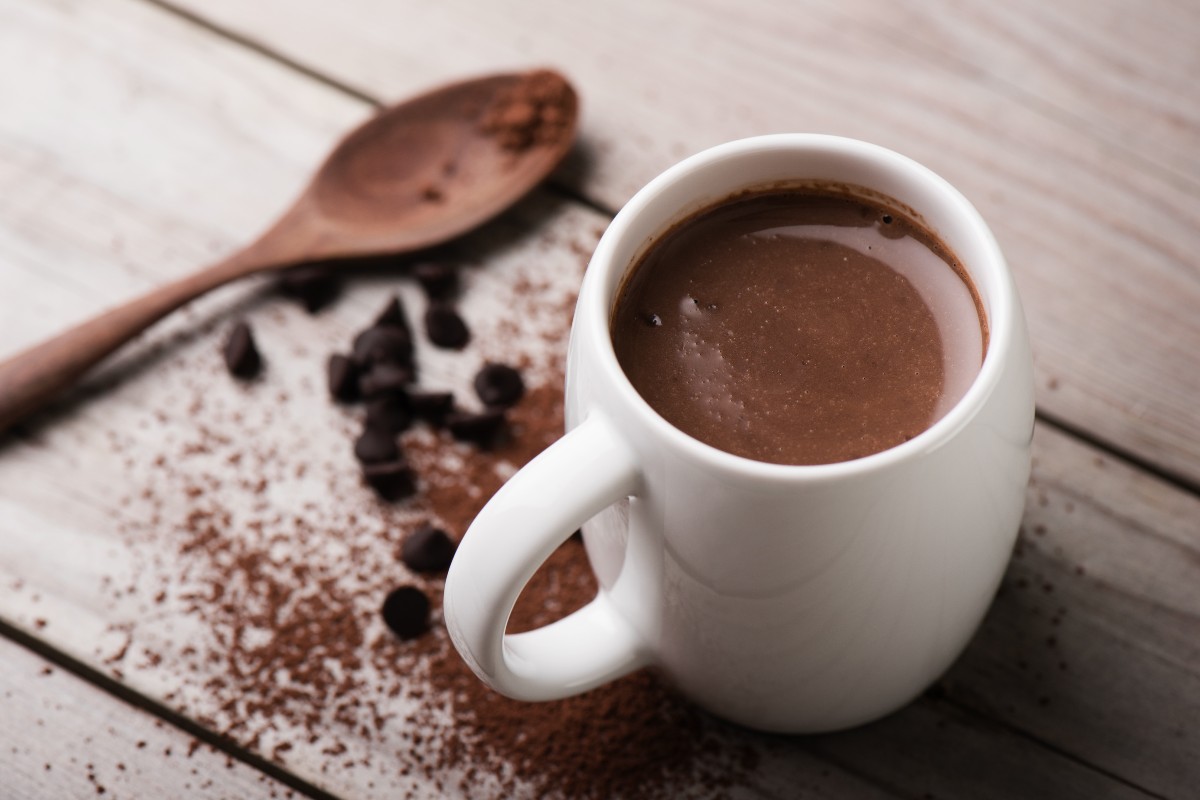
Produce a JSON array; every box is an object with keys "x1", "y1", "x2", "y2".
[{"x1": 443, "y1": 411, "x2": 649, "y2": 701}]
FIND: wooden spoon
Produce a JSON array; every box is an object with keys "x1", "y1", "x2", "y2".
[{"x1": 0, "y1": 69, "x2": 578, "y2": 434}]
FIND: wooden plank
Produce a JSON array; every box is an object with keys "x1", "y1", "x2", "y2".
[
  {"x1": 801, "y1": 700, "x2": 1155, "y2": 800},
  {"x1": 0, "y1": 0, "x2": 1196, "y2": 798},
  {"x1": 745, "y1": 426, "x2": 1200, "y2": 800},
  {"x1": 166, "y1": 0, "x2": 1200, "y2": 487},
  {"x1": 0, "y1": 0, "x2": 369, "y2": 352},
  {"x1": 0, "y1": 1, "x2": 885, "y2": 798},
  {"x1": 0, "y1": 636, "x2": 297, "y2": 800},
  {"x1": 934, "y1": 423, "x2": 1200, "y2": 797},
  {"x1": 718, "y1": 422, "x2": 1200, "y2": 800},
  {"x1": 823, "y1": 0, "x2": 1200, "y2": 184},
  {"x1": 3, "y1": 337, "x2": 1185, "y2": 798}
]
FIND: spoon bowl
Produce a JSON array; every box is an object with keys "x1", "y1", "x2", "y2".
[
  {"x1": 0, "y1": 69, "x2": 579, "y2": 434},
  {"x1": 298, "y1": 69, "x2": 578, "y2": 257}
]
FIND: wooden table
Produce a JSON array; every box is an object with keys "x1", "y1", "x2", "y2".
[{"x1": 2, "y1": 0, "x2": 1197, "y2": 797}]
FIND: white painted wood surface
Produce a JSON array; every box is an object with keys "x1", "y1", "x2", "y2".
[
  {"x1": 0, "y1": 0, "x2": 1197, "y2": 797},
  {"x1": 1, "y1": 636, "x2": 296, "y2": 799},
  {"x1": 172, "y1": 0, "x2": 1200, "y2": 486}
]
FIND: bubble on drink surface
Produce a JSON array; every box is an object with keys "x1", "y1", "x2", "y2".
[{"x1": 676, "y1": 328, "x2": 746, "y2": 433}]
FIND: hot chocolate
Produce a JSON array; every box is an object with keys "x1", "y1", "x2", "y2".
[{"x1": 611, "y1": 186, "x2": 986, "y2": 465}]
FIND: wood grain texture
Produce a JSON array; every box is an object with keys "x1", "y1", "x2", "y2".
[
  {"x1": 0, "y1": 0, "x2": 1197, "y2": 798},
  {"x1": 166, "y1": 0, "x2": 1200, "y2": 487},
  {"x1": 0, "y1": 0, "x2": 369, "y2": 352},
  {"x1": 899, "y1": 424, "x2": 1200, "y2": 798},
  {"x1": 0, "y1": 251, "x2": 259, "y2": 434},
  {"x1": 826, "y1": 0, "x2": 1200, "y2": 185},
  {"x1": 0, "y1": 637, "x2": 293, "y2": 800}
]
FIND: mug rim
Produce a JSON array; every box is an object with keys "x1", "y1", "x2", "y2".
[{"x1": 582, "y1": 133, "x2": 1014, "y2": 483}]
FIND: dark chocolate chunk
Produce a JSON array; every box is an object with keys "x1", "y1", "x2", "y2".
[
  {"x1": 354, "y1": 427, "x2": 399, "y2": 464},
  {"x1": 363, "y1": 460, "x2": 417, "y2": 501},
  {"x1": 424, "y1": 303, "x2": 470, "y2": 349},
  {"x1": 327, "y1": 353, "x2": 358, "y2": 402},
  {"x1": 400, "y1": 523, "x2": 457, "y2": 573},
  {"x1": 359, "y1": 363, "x2": 415, "y2": 397},
  {"x1": 365, "y1": 395, "x2": 412, "y2": 435},
  {"x1": 408, "y1": 390, "x2": 455, "y2": 424},
  {"x1": 279, "y1": 265, "x2": 339, "y2": 313},
  {"x1": 381, "y1": 585, "x2": 430, "y2": 640},
  {"x1": 352, "y1": 325, "x2": 414, "y2": 367},
  {"x1": 446, "y1": 408, "x2": 507, "y2": 447},
  {"x1": 413, "y1": 262, "x2": 459, "y2": 300},
  {"x1": 474, "y1": 362, "x2": 525, "y2": 408},
  {"x1": 373, "y1": 295, "x2": 412, "y2": 335},
  {"x1": 223, "y1": 321, "x2": 262, "y2": 379}
]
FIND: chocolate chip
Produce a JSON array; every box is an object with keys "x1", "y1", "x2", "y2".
[
  {"x1": 279, "y1": 265, "x2": 339, "y2": 312},
  {"x1": 359, "y1": 363, "x2": 415, "y2": 397},
  {"x1": 424, "y1": 303, "x2": 470, "y2": 349},
  {"x1": 327, "y1": 354, "x2": 358, "y2": 402},
  {"x1": 365, "y1": 395, "x2": 412, "y2": 435},
  {"x1": 446, "y1": 408, "x2": 506, "y2": 448},
  {"x1": 413, "y1": 262, "x2": 459, "y2": 300},
  {"x1": 352, "y1": 326, "x2": 413, "y2": 368},
  {"x1": 474, "y1": 363, "x2": 525, "y2": 408},
  {"x1": 408, "y1": 391, "x2": 455, "y2": 424},
  {"x1": 362, "y1": 460, "x2": 417, "y2": 501},
  {"x1": 354, "y1": 427, "x2": 399, "y2": 464},
  {"x1": 400, "y1": 524, "x2": 457, "y2": 573},
  {"x1": 373, "y1": 295, "x2": 412, "y2": 335},
  {"x1": 381, "y1": 585, "x2": 430, "y2": 640},
  {"x1": 223, "y1": 321, "x2": 262, "y2": 379}
]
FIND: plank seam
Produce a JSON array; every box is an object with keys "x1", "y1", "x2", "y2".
[
  {"x1": 1035, "y1": 408, "x2": 1200, "y2": 498},
  {"x1": 813, "y1": 0, "x2": 1200, "y2": 198},
  {"x1": 934, "y1": 696, "x2": 1172, "y2": 800},
  {"x1": 806, "y1": 695, "x2": 1169, "y2": 800},
  {"x1": 137, "y1": 0, "x2": 382, "y2": 109},
  {"x1": 0, "y1": 615, "x2": 345, "y2": 800},
  {"x1": 34, "y1": 3, "x2": 1194, "y2": 795},
  {"x1": 137, "y1": 0, "x2": 624, "y2": 222}
]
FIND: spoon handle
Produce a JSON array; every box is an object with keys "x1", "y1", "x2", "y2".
[{"x1": 0, "y1": 250, "x2": 259, "y2": 435}]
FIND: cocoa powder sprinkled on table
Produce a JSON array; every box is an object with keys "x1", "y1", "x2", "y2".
[
  {"x1": 427, "y1": 542, "x2": 755, "y2": 799},
  {"x1": 110, "y1": 369, "x2": 755, "y2": 797},
  {"x1": 97, "y1": 212, "x2": 755, "y2": 795}
]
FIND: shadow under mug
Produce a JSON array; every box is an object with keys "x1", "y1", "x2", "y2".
[{"x1": 444, "y1": 134, "x2": 1034, "y2": 733}]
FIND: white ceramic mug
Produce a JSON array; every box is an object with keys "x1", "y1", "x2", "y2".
[{"x1": 443, "y1": 134, "x2": 1034, "y2": 733}]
